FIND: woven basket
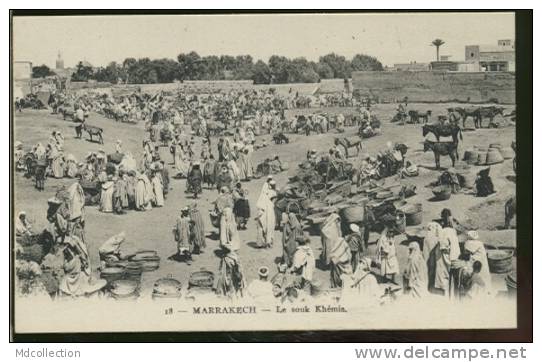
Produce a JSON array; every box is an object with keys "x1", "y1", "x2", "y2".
[
  {"x1": 280, "y1": 162, "x2": 289, "y2": 171},
  {"x1": 486, "y1": 148, "x2": 504, "y2": 165},
  {"x1": 477, "y1": 152, "x2": 488, "y2": 165},
  {"x1": 432, "y1": 186, "x2": 452, "y2": 201},
  {"x1": 405, "y1": 211, "x2": 423, "y2": 226},
  {"x1": 487, "y1": 249, "x2": 514, "y2": 274},
  {"x1": 189, "y1": 269, "x2": 215, "y2": 288},
  {"x1": 465, "y1": 150, "x2": 480, "y2": 165},
  {"x1": 403, "y1": 204, "x2": 423, "y2": 226}
]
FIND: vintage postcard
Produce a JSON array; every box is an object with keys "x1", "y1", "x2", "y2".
[{"x1": 11, "y1": 12, "x2": 520, "y2": 334}]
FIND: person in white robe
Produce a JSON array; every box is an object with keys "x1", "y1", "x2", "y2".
[
  {"x1": 100, "y1": 181, "x2": 115, "y2": 213},
  {"x1": 151, "y1": 171, "x2": 164, "y2": 207},
  {"x1": 464, "y1": 230, "x2": 492, "y2": 294},
  {"x1": 375, "y1": 228, "x2": 399, "y2": 283},
  {"x1": 256, "y1": 180, "x2": 277, "y2": 248},
  {"x1": 341, "y1": 257, "x2": 380, "y2": 307}
]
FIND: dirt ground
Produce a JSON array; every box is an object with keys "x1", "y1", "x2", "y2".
[{"x1": 13, "y1": 102, "x2": 516, "y2": 294}]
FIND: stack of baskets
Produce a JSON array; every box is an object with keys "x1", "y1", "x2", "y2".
[
  {"x1": 465, "y1": 145, "x2": 506, "y2": 165},
  {"x1": 129, "y1": 250, "x2": 160, "y2": 272},
  {"x1": 100, "y1": 266, "x2": 126, "y2": 286}
]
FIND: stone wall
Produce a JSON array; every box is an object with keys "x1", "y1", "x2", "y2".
[{"x1": 352, "y1": 71, "x2": 515, "y2": 104}]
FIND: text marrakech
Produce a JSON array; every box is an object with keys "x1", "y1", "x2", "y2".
[{"x1": 193, "y1": 306, "x2": 257, "y2": 314}]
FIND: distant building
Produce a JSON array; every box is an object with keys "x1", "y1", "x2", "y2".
[
  {"x1": 13, "y1": 60, "x2": 32, "y2": 98},
  {"x1": 391, "y1": 61, "x2": 430, "y2": 72},
  {"x1": 465, "y1": 39, "x2": 515, "y2": 71},
  {"x1": 54, "y1": 52, "x2": 74, "y2": 79},
  {"x1": 55, "y1": 51, "x2": 64, "y2": 70},
  {"x1": 429, "y1": 61, "x2": 458, "y2": 72}
]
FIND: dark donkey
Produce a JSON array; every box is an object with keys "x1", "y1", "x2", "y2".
[
  {"x1": 422, "y1": 123, "x2": 462, "y2": 158},
  {"x1": 423, "y1": 140, "x2": 458, "y2": 170}
]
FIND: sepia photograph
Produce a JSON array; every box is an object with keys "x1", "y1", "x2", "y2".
[{"x1": 9, "y1": 10, "x2": 530, "y2": 339}]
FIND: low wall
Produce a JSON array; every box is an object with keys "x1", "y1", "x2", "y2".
[{"x1": 352, "y1": 71, "x2": 515, "y2": 104}]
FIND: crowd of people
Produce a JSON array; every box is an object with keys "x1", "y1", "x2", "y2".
[{"x1": 15, "y1": 87, "x2": 502, "y2": 306}]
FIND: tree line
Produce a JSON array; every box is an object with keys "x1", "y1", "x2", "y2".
[{"x1": 32, "y1": 51, "x2": 384, "y2": 85}]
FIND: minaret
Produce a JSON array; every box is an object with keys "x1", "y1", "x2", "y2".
[{"x1": 56, "y1": 51, "x2": 64, "y2": 70}]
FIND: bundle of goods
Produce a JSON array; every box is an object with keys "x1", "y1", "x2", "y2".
[
  {"x1": 486, "y1": 247, "x2": 514, "y2": 274},
  {"x1": 485, "y1": 148, "x2": 505, "y2": 165},
  {"x1": 15, "y1": 231, "x2": 53, "y2": 264},
  {"x1": 79, "y1": 180, "x2": 102, "y2": 205},
  {"x1": 108, "y1": 279, "x2": 140, "y2": 300},
  {"x1": 152, "y1": 275, "x2": 183, "y2": 299},
  {"x1": 340, "y1": 204, "x2": 366, "y2": 224},
  {"x1": 129, "y1": 250, "x2": 160, "y2": 272},
  {"x1": 107, "y1": 152, "x2": 124, "y2": 165},
  {"x1": 209, "y1": 210, "x2": 220, "y2": 228},
  {"x1": 123, "y1": 261, "x2": 144, "y2": 282},
  {"x1": 454, "y1": 164, "x2": 476, "y2": 189}
]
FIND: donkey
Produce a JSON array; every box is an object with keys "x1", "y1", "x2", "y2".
[
  {"x1": 334, "y1": 136, "x2": 362, "y2": 158},
  {"x1": 423, "y1": 140, "x2": 457, "y2": 170},
  {"x1": 83, "y1": 124, "x2": 104, "y2": 144}
]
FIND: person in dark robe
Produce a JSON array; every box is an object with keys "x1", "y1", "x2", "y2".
[
  {"x1": 174, "y1": 207, "x2": 193, "y2": 264},
  {"x1": 203, "y1": 154, "x2": 217, "y2": 189},
  {"x1": 186, "y1": 162, "x2": 203, "y2": 199},
  {"x1": 189, "y1": 202, "x2": 206, "y2": 254},
  {"x1": 232, "y1": 182, "x2": 250, "y2": 230},
  {"x1": 281, "y1": 212, "x2": 304, "y2": 267},
  {"x1": 344, "y1": 223, "x2": 365, "y2": 272},
  {"x1": 125, "y1": 171, "x2": 136, "y2": 210},
  {"x1": 159, "y1": 160, "x2": 170, "y2": 199},
  {"x1": 475, "y1": 168, "x2": 495, "y2": 197},
  {"x1": 112, "y1": 176, "x2": 127, "y2": 215},
  {"x1": 215, "y1": 245, "x2": 245, "y2": 299}
]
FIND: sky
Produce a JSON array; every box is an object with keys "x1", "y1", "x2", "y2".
[{"x1": 12, "y1": 12, "x2": 515, "y2": 69}]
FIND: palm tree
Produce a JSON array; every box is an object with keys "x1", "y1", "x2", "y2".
[{"x1": 431, "y1": 39, "x2": 445, "y2": 61}]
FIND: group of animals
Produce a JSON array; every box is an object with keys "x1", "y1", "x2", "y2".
[
  {"x1": 395, "y1": 105, "x2": 508, "y2": 129},
  {"x1": 56, "y1": 108, "x2": 104, "y2": 144}
]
